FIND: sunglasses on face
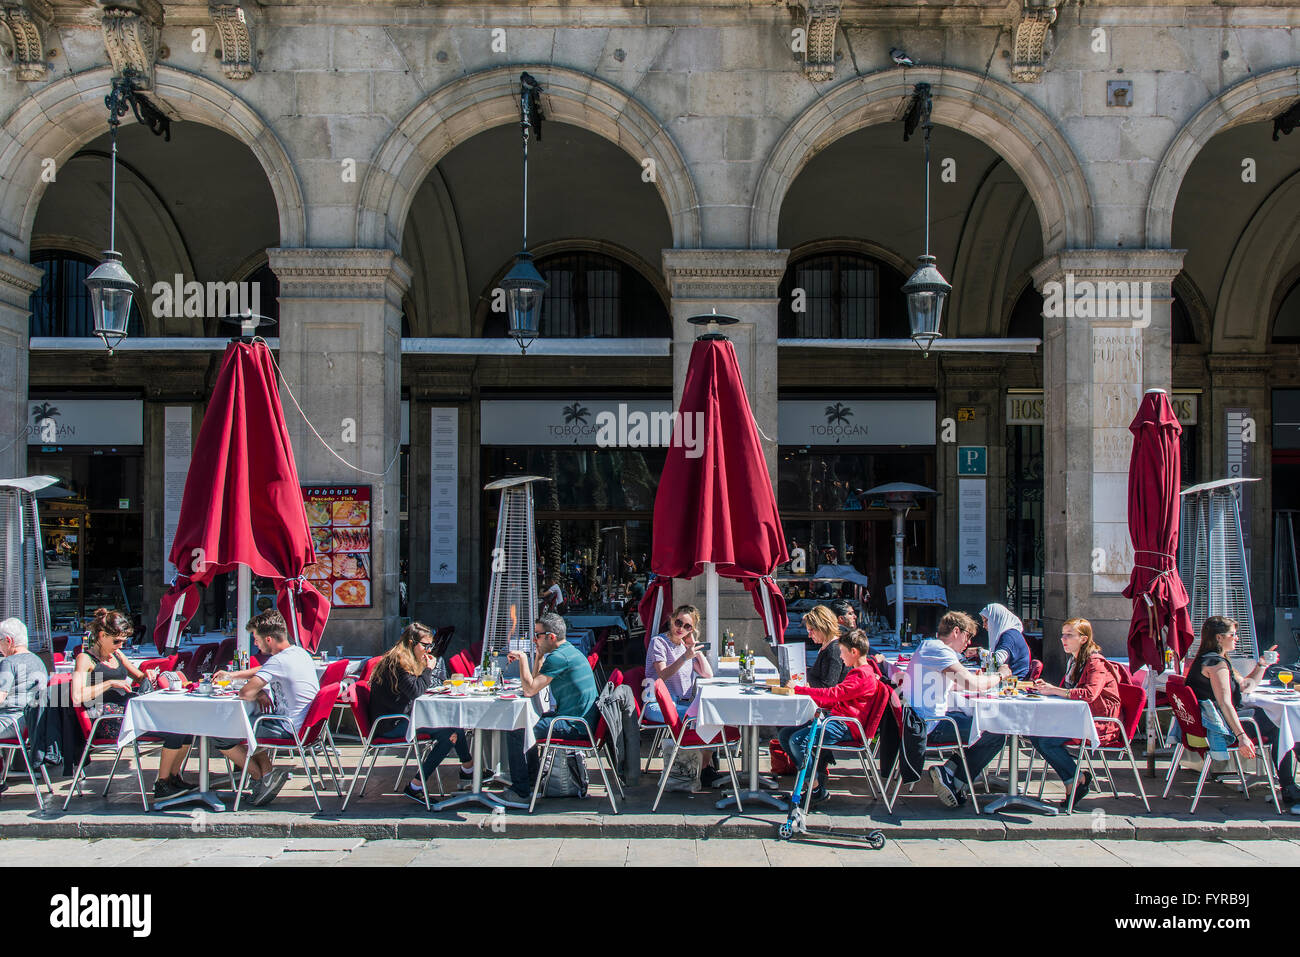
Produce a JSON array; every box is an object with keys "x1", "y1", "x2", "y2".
[
  {"x1": 672, "y1": 619, "x2": 694, "y2": 631},
  {"x1": 418, "y1": 641, "x2": 433, "y2": 649}
]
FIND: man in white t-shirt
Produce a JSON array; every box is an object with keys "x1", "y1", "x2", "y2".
[
  {"x1": 900, "y1": 610, "x2": 1010, "y2": 809},
  {"x1": 213, "y1": 609, "x2": 321, "y2": 807}
]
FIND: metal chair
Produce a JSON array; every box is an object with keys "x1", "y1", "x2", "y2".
[
  {"x1": 650, "y1": 678, "x2": 743, "y2": 812},
  {"x1": 803, "y1": 681, "x2": 894, "y2": 814}
]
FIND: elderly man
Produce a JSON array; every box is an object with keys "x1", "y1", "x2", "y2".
[
  {"x1": 0, "y1": 618, "x2": 47, "y2": 735},
  {"x1": 211, "y1": 610, "x2": 319, "y2": 807},
  {"x1": 503, "y1": 612, "x2": 598, "y2": 801}
]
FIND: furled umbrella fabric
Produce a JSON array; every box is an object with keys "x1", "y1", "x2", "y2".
[
  {"x1": 152, "y1": 341, "x2": 329, "y2": 651},
  {"x1": 638, "y1": 574, "x2": 672, "y2": 647},
  {"x1": 651, "y1": 336, "x2": 789, "y2": 642},
  {"x1": 1124, "y1": 390, "x2": 1194, "y2": 672}
]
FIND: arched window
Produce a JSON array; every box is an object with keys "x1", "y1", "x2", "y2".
[
  {"x1": 29, "y1": 251, "x2": 144, "y2": 338},
  {"x1": 1273, "y1": 278, "x2": 1300, "y2": 344},
  {"x1": 778, "y1": 252, "x2": 909, "y2": 339},
  {"x1": 483, "y1": 251, "x2": 669, "y2": 338}
]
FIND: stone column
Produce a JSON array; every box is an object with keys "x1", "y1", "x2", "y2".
[
  {"x1": 269, "y1": 248, "x2": 411, "y2": 655},
  {"x1": 0, "y1": 254, "x2": 40, "y2": 479},
  {"x1": 661, "y1": 249, "x2": 788, "y2": 650},
  {"x1": 1030, "y1": 250, "x2": 1184, "y2": 674},
  {"x1": 937, "y1": 356, "x2": 1007, "y2": 616}
]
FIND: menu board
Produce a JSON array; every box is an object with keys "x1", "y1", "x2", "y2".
[{"x1": 302, "y1": 485, "x2": 373, "y2": 608}]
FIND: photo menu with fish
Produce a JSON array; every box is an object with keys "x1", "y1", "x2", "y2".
[{"x1": 302, "y1": 485, "x2": 373, "y2": 608}]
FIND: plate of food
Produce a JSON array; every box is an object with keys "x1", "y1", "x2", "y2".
[
  {"x1": 305, "y1": 557, "x2": 332, "y2": 580},
  {"x1": 305, "y1": 500, "x2": 332, "y2": 527},
  {"x1": 332, "y1": 500, "x2": 370, "y2": 527},
  {"x1": 333, "y1": 579, "x2": 370, "y2": 607},
  {"x1": 310, "y1": 526, "x2": 333, "y2": 554},
  {"x1": 332, "y1": 527, "x2": 370, "y2": 553},
  {"x1": 332, "y1": 553, "x2": 368, "y2": 580}
]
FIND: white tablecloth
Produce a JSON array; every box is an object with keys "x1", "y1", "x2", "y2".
[
  {"x1": 117, "y1": 691, "x2": 257, "y2": 753},
  {"x1": 1243, "y1": 688, "x2": 1300, "y2": 757},
  {"x1": 410, "y1": 692, "x2": 543, "y2": 751},
  {"x1": 713, "y1": 657, "x2": 779, "y2": 678},
  {"x1": 691, "y1": 682, "x2": 816, "y2": 743},
  {"x1": 961, "y1": 693, "x2": 1100, "y2": 749}
]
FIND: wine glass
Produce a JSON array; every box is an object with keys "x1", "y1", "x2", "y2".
[{"x1": 1279, "y1": 670, "x2": 1294, "y2": 692}]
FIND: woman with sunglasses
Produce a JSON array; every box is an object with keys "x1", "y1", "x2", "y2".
[
  {"x1": 368, "y1": 622, "x2": 474, "y2": 805},
  {"x1": 644, "y1": 605, "x2": 723, "y2": 787},
  {"x1": 1185, "y1": 616, "x2": 1298, "y2": 804},
  {"x1": 72, "y1": 607, "x2": 195, "y2": 801}
]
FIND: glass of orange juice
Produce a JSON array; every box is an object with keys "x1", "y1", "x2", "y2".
[
  {"x1": 1279, "y1": 670, "x2": 1294, "y2": 692},
  {"x1": 450, "y1": 675, "x2": 465, "y2": 691}
]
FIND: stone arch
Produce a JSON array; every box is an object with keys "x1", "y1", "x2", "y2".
[
  {"x1": 1148, "y1": 67, "x2": 1300, "y2": 247},
  {"x1": 751, "y1": 67, "x2": 1092, "y2": 252},
  {"x1": 1211, "y1": 167, "x2": 1300, "y2": 352},
  {"x1": 0, "y1": 66, "x2": 306, "y2": 259},
  {"x1": 357, "y1": 65, "x2": 702, "y2": 252}
]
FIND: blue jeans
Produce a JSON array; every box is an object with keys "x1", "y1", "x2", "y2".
[
  {"x1": 642, "y1": 700, "x2": 690, "y2": 725},
  {"x1": 506, "y1": 712, "x2": 596, "y2": 797},
  {"x1": 786, "y1": 719, "x2": 855, "y2": 774},
  {"x1": 1028, "y1": 736, "x2": 1078, "y2": 787},
  {"x1": 927, "y1": 712, "x2": 1006, "y2": 786}
]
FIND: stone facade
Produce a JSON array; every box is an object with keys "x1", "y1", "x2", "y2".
[{"x1": 3, "y1": 1, "x2": 1299, "y2": 661}]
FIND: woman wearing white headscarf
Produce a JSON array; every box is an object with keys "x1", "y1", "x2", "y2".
[{"x1": 972, "y1": 603, "x2": 1033, "y2": 679}]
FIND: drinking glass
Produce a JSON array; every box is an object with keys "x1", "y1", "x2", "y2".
[{"x1": 1279, "y1": 670, "x2": 1294, "y2": 692}]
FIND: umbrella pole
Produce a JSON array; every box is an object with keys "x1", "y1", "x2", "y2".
[
  {"x1": 893, "y1": 509, "x2": 906, "y2": 642},
  {"x1": 237, "y1": 564, "x2": 252, "y2": 661},
  {"x1": 705, "y1": 561, "x2": 719, "y2": 654}
]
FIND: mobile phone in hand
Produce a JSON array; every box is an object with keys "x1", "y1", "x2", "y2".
[{"x1": 695, "y1": 642, "x2": 711, "y2": 653}]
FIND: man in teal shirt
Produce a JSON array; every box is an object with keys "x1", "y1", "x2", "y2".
[{"x1": 505, "y1": 612, "x2": 599, "y2": 800}]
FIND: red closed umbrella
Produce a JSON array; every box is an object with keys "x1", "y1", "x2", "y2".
[
  {"x1": 651, "y1": 334, "x2": 788, "y2": 645},
  {"x1": 152, "y1": 341, "x2": 329, "y2": 652},
  {"x1": 1123, "y1": 389, "x2": 1194, "y2": 768},
  {"x1": 638, "y1": 575, "x2": 672, "y2": 648},
  {"x1": 1123, "y1": 389, "x2": 1194, "y2": 672}
]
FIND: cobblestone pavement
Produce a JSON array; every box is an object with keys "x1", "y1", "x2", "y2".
[{"x1": 1, "y1": 836, "x2": 1296, "y2": 866}]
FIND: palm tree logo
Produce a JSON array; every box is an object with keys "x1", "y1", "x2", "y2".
[
  {"x1": 824, "y1": 403, "x2": 853, "y2": 426},
  {"x1": 32, "y1": 402, "x2": 61, "y2": 443},
  {"x1": 563, "y1": 403, "x2": 590, "y2": 425}
]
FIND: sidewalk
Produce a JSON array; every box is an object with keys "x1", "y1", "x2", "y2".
[{"x1": 5, "y1": 742, "x2": 1299, "y2": 843}]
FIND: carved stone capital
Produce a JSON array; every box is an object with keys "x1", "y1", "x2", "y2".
[
  {"x1": 662, "y1": 250, "x2": 790, "y2": 302},
  {"x1": 1, "y1": 0, "x2": 52, "y2": 82},
  {"x1": 98, "y1": 0, "x2": 164, "y2": 90},
  {"x1": 267, "y1": 248, "x2": 413, "y2": 305},
  {"x1": 209, "y1": 3, "x2": 254, "y2": 80},
  {"x1": 1011, "y1": 4, "x2": 1056, "y2": 83},
  {"x1": 796, "y1": 0, "x2": 840, "y2": 83}
]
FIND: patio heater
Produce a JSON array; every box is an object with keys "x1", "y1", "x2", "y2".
[
  {"x1": 0, "y1": 476, "x2": 59, "y2": 667},
  {"x1": 861, "y1": 482, "x2": 938, "y2": 643},
  {"x1": 482, "y1": 475, "x2": 549, "y2": 671},
  {"x1": 1178, "y1": 477, "x2": 1261, "y2": 665}
]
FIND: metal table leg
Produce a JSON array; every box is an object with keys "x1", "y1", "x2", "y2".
[
  {"x1": 433, "y1": 728, "x2": 527, "y2": 812},
  {"x1": 154, "y1": 736, "x2": 226, "y2": 812},
  {"x1": 716, "y1": 725, "x2": 786, "y2": 811},
  {"x1": 983, "y1": 733, "x2": 1058, "y2": 815}
]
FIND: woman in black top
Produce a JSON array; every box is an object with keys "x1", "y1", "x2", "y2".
[
  {"x1": 72, "y1": 608, "x2": 194, "y2": 800},
  {"x1": 803, "y1": 606, "x2": 849, "y2": 689},
  {"x1": 367, "y1": 622, "x2": 472, "y2": 804},
  {"x1": 1186, "y1": 616, "x2": 1297, "y2": 802}
]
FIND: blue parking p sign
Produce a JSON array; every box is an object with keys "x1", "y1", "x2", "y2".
[{"x1": 957, "y1": 446, "x2": 987, "y2": 476}]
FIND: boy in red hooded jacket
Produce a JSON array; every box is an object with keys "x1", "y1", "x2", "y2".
[{"x1": 785, "y1": 629, "x2": 881, "y2": 806}]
